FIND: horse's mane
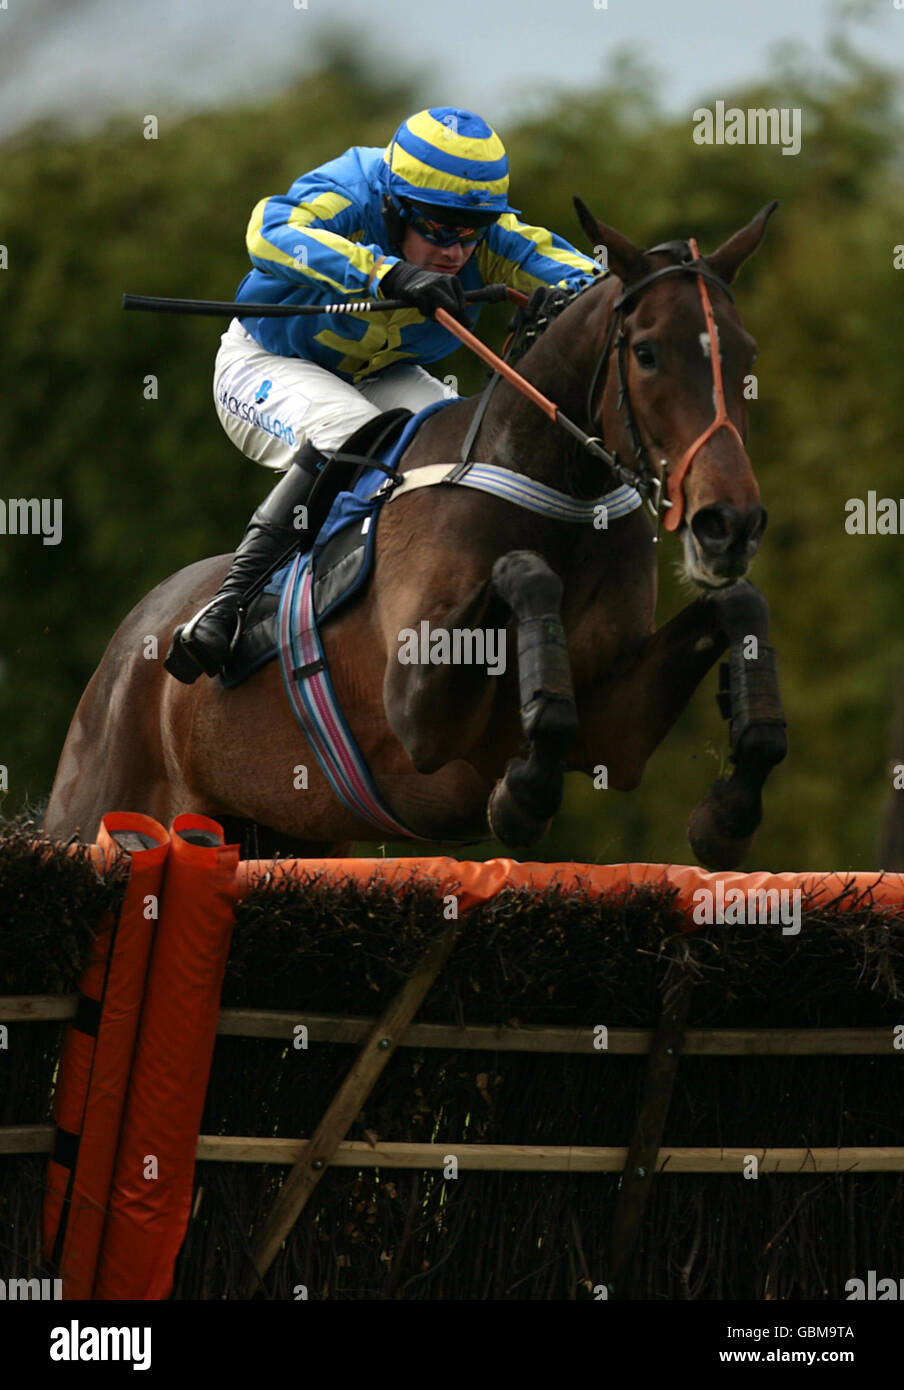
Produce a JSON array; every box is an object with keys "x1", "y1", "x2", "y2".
[{"x1": 504, "y1": 279, "x2": 600, "y2": 369}]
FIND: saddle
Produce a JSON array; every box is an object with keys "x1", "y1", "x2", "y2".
[{"x1": 221, "y1": 400, "x2": 455, "y2": 688}]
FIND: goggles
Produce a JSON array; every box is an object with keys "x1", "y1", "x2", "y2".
[{"x1": 401, "y1": 203, "x2": 493, "y2": 248}]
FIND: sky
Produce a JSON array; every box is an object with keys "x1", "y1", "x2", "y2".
[{"x1": 0, "y1": 0, "x2": 901, "y2": 142}]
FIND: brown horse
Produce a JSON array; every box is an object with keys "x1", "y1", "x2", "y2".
[{"x1": 45, "y1": 200, "x2": 787, "y2": 866}]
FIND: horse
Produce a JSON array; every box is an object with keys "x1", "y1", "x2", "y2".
[{"x1": 44, "y1": 199, "x2": 787, "y2": 867}]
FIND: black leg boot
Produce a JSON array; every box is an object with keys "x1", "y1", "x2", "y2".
[
  {"x1": 164, "y1": 407, "x2": 414, "y2": 684},
  {"x1": 164, "y1": 441, "x2": 329, "y2": 683}
]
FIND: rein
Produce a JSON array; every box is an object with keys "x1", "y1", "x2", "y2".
[{"x1": 432, "y1": 306, "x2": 624, "y2": 483}]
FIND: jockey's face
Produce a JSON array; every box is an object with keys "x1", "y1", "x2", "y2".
[{"x1": 401, "y1": 224, "x2": 476, "y2": 275}]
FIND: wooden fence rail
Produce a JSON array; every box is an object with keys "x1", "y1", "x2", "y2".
[{"x1": 4, "y1": 813, "x2": 904, "y2": 1298}]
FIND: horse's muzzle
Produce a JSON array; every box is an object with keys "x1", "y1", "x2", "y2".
[{"x1": 686, "y1": 503, "x2": 768, "y2": 583}]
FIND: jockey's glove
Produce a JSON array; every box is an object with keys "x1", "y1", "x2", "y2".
[{"x1": 380, "y1": 261, "x2": 469, "y2": 324}]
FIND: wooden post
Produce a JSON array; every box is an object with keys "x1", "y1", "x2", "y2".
[
  {"x1": 246, "y1": 922, "x2": 460, "y2": 1294},
  {"x1": 606, "y1": 970, "x2": 695, "y2": 1297}
]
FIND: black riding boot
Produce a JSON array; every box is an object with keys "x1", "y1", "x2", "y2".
[{"x1": 164, "y1": 440, "x2": 330, "y2": 683}]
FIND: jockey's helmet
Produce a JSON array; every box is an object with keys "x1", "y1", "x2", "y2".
[{"x1": 381, "y1": 107, "x2": 519, "y2": 250}]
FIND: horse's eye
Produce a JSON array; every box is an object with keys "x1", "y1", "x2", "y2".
[{"x1": 633, "y1": 341, "x2": 657, "y2": 369}]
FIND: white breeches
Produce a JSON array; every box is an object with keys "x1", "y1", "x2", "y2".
[{"x1": 213, "y1": 319, "x2": 456, "y2": 470}]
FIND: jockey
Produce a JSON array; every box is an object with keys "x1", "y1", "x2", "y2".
[{"x1": 165, "y1": 106, "x2": 602, "y2": 683}]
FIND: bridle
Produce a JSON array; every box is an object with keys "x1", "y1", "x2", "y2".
[
  {"x1": 584, "y1": 238, "x2": 745, "y2": 534},
  {"x1": 360, "y1": 229, "x2": 748, "y2": 541}
]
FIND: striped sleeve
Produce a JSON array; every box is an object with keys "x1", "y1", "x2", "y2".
[
  {"x1": 478, "y1": 214, "x2": 602, "y2": 295},
  {"x1": 246, "y1": 187, "x2": 397, "y2": 298}
]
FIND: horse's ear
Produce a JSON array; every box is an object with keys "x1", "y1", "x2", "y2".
[
  {"x1": 705, "y1": 200, "x2": 779, "y2": 284},
  {"x1": 573, "y1": 196, "x2": 648, "y2": 283}
]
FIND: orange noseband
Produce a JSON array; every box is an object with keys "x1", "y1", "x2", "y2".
[{"x1": 662, "y1": 238, "x2": 745, "y2": 532}]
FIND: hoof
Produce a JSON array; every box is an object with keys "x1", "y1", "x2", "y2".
[
  {"x1": 487, "y1": 778, "x2": 551, "y2": 848},
  {"x1": 687, "y1": 801, "x2": 753, "y2": 871}
]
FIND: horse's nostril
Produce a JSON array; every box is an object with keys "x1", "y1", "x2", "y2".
[
  {"x1": 692, "y1": 504, "x2": 766, "y2": 557},
  {"x1": 691, "y1": 504, "x2": 736, "y2": 554}
]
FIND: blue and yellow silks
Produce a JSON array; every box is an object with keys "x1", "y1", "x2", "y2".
[{"x1": 235, "y1": 112, "x2": 602, "y2": 384}]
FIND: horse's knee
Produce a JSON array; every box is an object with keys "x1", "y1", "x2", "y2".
[
  {"x1": 610, "y1": 763, "x2": 644, "y2": 792},
  {"x1": 707, "y1": 577, "x2": 770, "y2": 643},
  {"x1": 383, "y1": 663, "x2": 463, "y2": 772},
  {"x1": 384, "y1": 667, "x2": 431, "y2": 766},
  {"x1": 491, "y1": 550, "x2": 563, "y2": 616},
  {"x1": 401, "y1": 730, "x2": 445, "y2": 774},
  {"x1": 603, "y1": 747, "x2": 645, "y2": 791}
]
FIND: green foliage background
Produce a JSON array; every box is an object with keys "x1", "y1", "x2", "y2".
[{"x1": 1, "y1": 43, "x2": 902, "y2": 870}]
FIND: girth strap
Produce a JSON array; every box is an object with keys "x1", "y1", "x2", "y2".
[
  {"x1": 277, "y1": 553, "x2": 424, "y2": 839},
  {"x1": 377, "y1": 462, "x2": 643, "y2": 526}
]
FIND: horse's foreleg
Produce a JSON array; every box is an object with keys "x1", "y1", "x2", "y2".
[
  {"x1": 577, "y1": 578, "x2": 786, "y2": 869},
  {"x1": 485, "y1": 551, "x2": 579, "y2": 846},
  {"x1": 686, "y1": 582, "x2": 787, "y2": 869}
]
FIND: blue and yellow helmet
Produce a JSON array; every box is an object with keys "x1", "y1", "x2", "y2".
[{"x1": 381, "y1": 107, "x2": 520, "y2": 218}]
